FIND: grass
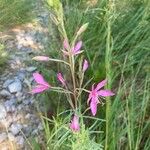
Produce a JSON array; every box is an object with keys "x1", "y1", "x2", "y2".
[
  {"x1": 0, "y1": 0, "x2": 36, "y2": 72},
  {"x1": 0, "y1": 0, "x2": 36, "y2": 30},
  {"x1": 30, "y1": 0, "x2": 150, "y2": 149},
  {"x1": 0, "y1": 43, "x2": 8, "y2": 71}
]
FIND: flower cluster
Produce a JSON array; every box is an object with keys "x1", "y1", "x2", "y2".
[{"x1": 31, "y1": 37, "x2": 114, "y2": 132}]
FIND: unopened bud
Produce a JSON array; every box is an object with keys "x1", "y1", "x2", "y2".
[{"x1": 77, "y1": 23, "x2": 89, "y2": 35}]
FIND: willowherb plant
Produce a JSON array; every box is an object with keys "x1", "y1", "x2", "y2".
[{"x1": 31, "y1": 0, "x2": 114, "y2": 133}]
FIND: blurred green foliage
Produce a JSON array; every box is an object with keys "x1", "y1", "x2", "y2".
[
  {"x1": 0, "y1": 43, "x2": 8, "y2": 68},
  {"x1": 0, "y1": 0, "x2": 35, "y2": 30}
]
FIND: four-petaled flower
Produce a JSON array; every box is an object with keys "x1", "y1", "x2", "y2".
[
  {"x1": 88, "y1": 79, "x2": 115, "y2": 116},
  {"x1": 63, "y1": 39, "x2": 83, "y2": 56},
  {"x1": 70, "y1": 114, "x2": 80, "y2": 132},
  {"x1": 31, "y1": 73, "x2": 51, "y2": 94}
]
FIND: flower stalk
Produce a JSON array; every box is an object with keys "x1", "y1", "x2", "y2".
[{"x1": 31, "y1": 0, "x2": 115, "y2": 135}]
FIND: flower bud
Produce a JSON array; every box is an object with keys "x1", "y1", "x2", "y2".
[{"x1": 77, "y1": 23, "x2": 89, "y2": 36}]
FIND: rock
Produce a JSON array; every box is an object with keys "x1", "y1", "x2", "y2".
[
  {"x1": 0, "y1": 90, "x2": 11, "y2": 97},
  {"x1": 17, "y1": 104, "x2": 23, "y2": 111},
  {"x1": 8, "y1": 80, "x2": 22, "y2": 93},
  {"x1": 38, "y1": 123, "x2": 43, "y2": 131},
  {"x1": 23, "y1": 99, "x2": 31, "y2": 105},
  {"x1": 0, "y1": 104, "x2": 7, "y2": 119},
  {"x1": 0, "y1": 133, "x2": 7, "y2": 143},
  {"x1": 16, "y1": 92, "x2": 23, "y2": 98},
  {"x1": 7, "y1": 133, "x2": 15, "y2": 141},
  {"x1": 5, "y1": 105, "x2": 15, "y2": 113},
  {"x1": 0, "y1": 117, "x2": 11, "y2": 129},
  {"x1": 26, "y1": 66, "x2": 37, "y2": 72},
  {"x1": 22, "y1": 125, "x2": 32, "y2": 137},
  {"x1": 25, "y1": 113, "x2": 32, "y2": 119},
  {"x1": 32, "y1": 129, "x2": 38, "y2": 135},
  {"x1": 16, "y1": 136, "x2": 24, "y2": 147},
  {"x1": 3, "y1": 79, "x2": 14, "y2": 88},
  {"x1": 16, "y1": 72, "x2": 25, "y2": 81},
  {"x1": 10, "y1": 123, "x2": 22, "y2": 135},
  {"x1": 4, "y1": 99, "x2": 16, "y2": 107}
]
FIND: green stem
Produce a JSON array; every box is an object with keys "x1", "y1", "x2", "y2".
[{"x1": 105, "y1": 0, "x2": 114, "y2": 149}]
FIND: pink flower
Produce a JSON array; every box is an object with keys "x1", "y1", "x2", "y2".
[
  {"x1": 83, "y1": 59, "x2": 88, "y2": 72},
  {"x1": 63, "y1": 39, "x2": 70, "y2": 50},
  {"x1": 72, "y1": 41, "x2": 82, "y2": 55},
  {"x1": 62, "y1": 40, "x2": 83, "y2": 56},
  {"x1": 70, "y1": 114, "x2": 80, "y2": 132},
  {"x1": 31, "y1": 73, "x2": 51, "y2": 94},
  {"x1": 57, "y1": 73, "x2": 66, "y2": 86},
  {"x1": 88, "y1": 79, "x2": 115, "y2": 116},
  {"x1": 32, "y1": 56, "x2": 50, "y2": 61}
]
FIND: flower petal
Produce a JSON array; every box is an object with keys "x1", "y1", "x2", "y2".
[
  {"x1": 87, "y1": 92, "x2": 92, "y2": 104},
  {"x1": 98, "y1": 90, "x2": 115, "y2": 97},
  {"x1": 73, "y1": 50, "x2": 83, "y2": 55},
  {"x1": 90, "y1": 101, "x2": 97, "y2": 116},
  {"x1": 33, "y1": 73, "x2": 50, "y2": 87},
  {"x1": 32, "y1": 56, "x2": 50, "y2": 61},
  {"x1": 57, "y1": 73, "x2": 66, "y2": 86},
  {"x1": 31, "y1": 85, "x2": 49, "y2": 94},
  {"x1": 96, "y1": 79, "x2": 107, "y2": 91},
  {"x1": 63, "y1": 39, "x2": 70, "y2": 50},
  {"x1": 72, "y1": 41, "x2": 82, "y2": 53},
  {"x1": 83, "y1": 59, "x2": 88, "y2": 72},
  {"x1": 70, "y1": 115, "x2": 80, "y2": 132}
]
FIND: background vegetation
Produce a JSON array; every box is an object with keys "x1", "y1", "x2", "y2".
[
  {"x1": 0, "y1": 0, "x2": 35, "y2": 30},
  {"x1": 38, "y1": 0, "x2": 150, "y2": 149},
  {"x1": 0, "y1": 0, "x2": 149, "y2": 149}
]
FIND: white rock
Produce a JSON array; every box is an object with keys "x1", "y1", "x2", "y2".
[
  {"x1": 5, "y1": 105, "x2": 15, "y2": 113},
  {"x1": 26, "y1": 66, "x2": 37, "y2": 72},
  {"x1": 8, "y1": 80, "x2": 22, "y2": 93},
  {"x1": 10, "y1": 123, "x2": 22, "y2": 135},
  {"x1": 7, "y1": 133, "x2": 15, "y2": 141},
  {"x1": 4, "y1": 99, "x2": 16, "y2": 106},
  {"x1": 23, "y1": 99, "x2": 31, "y2": 105},
  {"x1": 0, "y1": 90, "x2": 11, "y2": 97},
  {"x1": 16, "y1": 136, "x2": 24, "y2": 146},
  {"x1": 0, "y1": 104, "x2": 7, "y2": 119},
  {"x1": 3, "y1": 79, "x2": 14, "y2": 88},
  {"x1": 0, "y1": 133, "x2": 7, "y2": 143}
]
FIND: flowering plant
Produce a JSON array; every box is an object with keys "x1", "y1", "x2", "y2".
[{"x1": 31, "y1": 0, "x2": 114, "y2": 133}]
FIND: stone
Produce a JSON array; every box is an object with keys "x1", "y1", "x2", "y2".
[
  {"x1": 5, "y1": 105, "x2": 15, "y2": 113},
  {"x1": 38, "y1": 123, "x2": 43, "y2": 131},
  {"x1": 26, "y1": 66, "x2": 37, "y2": 72},
  {"x1": 10, "y1": 123, "x2": 22, "y2": 135},
  {"x1": 4, "y1": 99, "x2": 16, "y2": 107},
  {"x1": 0, "y1": 133, "x2": 7, "y2": 143},
  {"x1": 8, "y1": 80, "x2": 22, "y2": 93},
  {"x1": 16, "y1": 136, "x2": 24, "y2": 146},
  {"x1": 0, "y1": 104, "x2": 7, "y2": 119},
  {"x1": 3, "y1": 79, "x2": 14, "y2": 88},
  {"x1": 25, "y1": 113, "x2": 32, "y2": 119},
  {"x1": 0, "y1": 90, "x2": 11, "y2": 97},
  {"x1": 23, "y1": 99, "x2": 31, "y2": 105},
  {"x1": 7, "y1": 133, "x2": 15, "y2": 141},
  {"x1": 22, "y1": 125, "x2": 32, "y2": 137},
  {"x1": 32, "y1": 129, "x2": 38, "y2": 135},
  {"x1": 16, "y1": 72, "x2": 25, "y2": 81},
  {"x1": 15, "y1": 92, "x2": 23, "y2": 98},
  {"x1": 0, "y1": 117, "x2": 11, "y2": 129}
]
